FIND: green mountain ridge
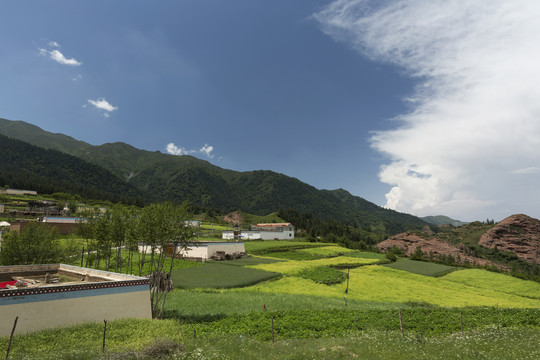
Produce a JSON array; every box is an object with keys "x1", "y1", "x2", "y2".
[
  {"x1": 422, "y1": 215, "x2": 467, "y2": 227},
  {"x1": 0, "y1": 133, "x2": 146, "y2": 205},
  {"x1": 0, "y1": 117, "x2": 427, "y2": 233}
]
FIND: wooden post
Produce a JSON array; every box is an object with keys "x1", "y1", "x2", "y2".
[
  {"x1": 271, "y1": 317, "x2": 275, "y2": 344},
  {"x1": 5, "y1": 316, "x2": 18, "y2": 360},
  {"x1": 460, "y1": 311, "x2": 463, "y2": 334},
  {"x1": 399, "y1": 309, "x2": 404, "y2": 336},
  {"x1": 345, "y1": 266, "x2": 350, "y2": 294},
  {"x1": 102, "y1": 320, "x2": 107, "y2": 353},
  {"x1": 497, "y1": 304, "x2": 500, "y2": 331},
  {"x1": 80, "y1": 246, "x2": 85, "y2": 267}
]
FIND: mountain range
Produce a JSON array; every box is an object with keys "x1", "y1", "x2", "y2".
[{"x1": 0, "y1": 117, "x2": 427, "y2": 233}]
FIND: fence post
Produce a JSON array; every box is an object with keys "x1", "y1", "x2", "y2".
[
  {"x1": 345, "y1": 266, "x2": 350, "y2": 294},
  {"x1": 80, "y1": 246, "x2": 85, "y2": 267},
  {"x1": 272, "y1": 317, "x2": 275, "y2": 344},
  {"x1": 5, "y1": 316, "x2": 18, "y2": 360},
  {"x1": 102, "y1": 320, "x2": 107, "y2": 353},
  {"x1": 497, "y1": 304, "x2": 500, "y2": 331},
  {"x1": 460, "y1": 311, "x2": 463, "y2": 334},
  {"x1": 399, "y1": 309, "x2": 404, "y2": 336}
]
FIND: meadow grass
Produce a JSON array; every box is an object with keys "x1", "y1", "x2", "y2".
[
  {"x1": 171, "y1": 262, "x2": 280, "y2": 289},
  {"x1": 165, "y1": 328, "x2": 540, "y2": 360},
  {"x1": 163, "y1": 289, "x2": 402, "y2": 319},
  {"x1": 384, "y1": 258, "x2": 458, "y2": 276},
  {"x1": 4, "y1": 309, "x2": 539, "y2": 360},
  {"x1": 442, "y1": 268, "x2": 540, "y2": 299}
]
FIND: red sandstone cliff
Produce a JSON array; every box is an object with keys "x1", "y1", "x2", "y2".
[{"x1": 479, "y1": 214, "x2": 540, "y2": 265}]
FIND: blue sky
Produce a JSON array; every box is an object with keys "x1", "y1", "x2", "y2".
[{"x1": 1, "y1": 1, "x2": 540, "y2": 222}]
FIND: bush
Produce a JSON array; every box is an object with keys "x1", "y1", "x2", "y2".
[
  {"x1": 296, "y1": 266, "x2": 346, "y2": 285},
  {"x1": 386, "y1": 252, "x2": 397, "y2": 262}
]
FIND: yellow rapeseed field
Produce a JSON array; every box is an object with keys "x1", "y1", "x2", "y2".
[
  {"x1": 247, "y1": 256, "x2": 381, "y2": 275},
  {"x1": 240, "y1": 264, "x2": 540, "y2": 308}
]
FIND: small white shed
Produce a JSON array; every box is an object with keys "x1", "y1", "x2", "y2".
[{"x1": 176, "y1": 242, "x2": 245, "y2": 260}]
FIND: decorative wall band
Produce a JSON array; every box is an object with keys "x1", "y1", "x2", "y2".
[{"x1": 0, "y1": 279, "x2": 150, "y2": 298}]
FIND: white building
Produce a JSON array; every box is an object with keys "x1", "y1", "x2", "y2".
[
  {"x1": 169, "y1": 242, "x2": 246, "y2": 261},
  {"x1": 1, "y1": 189, "x2": 37, "y2": 196},
  {"x1": 222, "y1": 223, "x2": 294, "y2": 240}
]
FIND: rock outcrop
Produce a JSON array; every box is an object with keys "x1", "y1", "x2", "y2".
[
  {"x1": 377, "y1": 232, "x2": 496, "y2": 267},
  {"x1": 479, "y1": 214, "x2": 540, "y2": 264}
]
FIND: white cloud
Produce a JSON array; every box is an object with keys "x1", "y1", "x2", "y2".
[
  {"x1": 166, "y1": 143, "x2": 216, "y2": 158},
  {"x1": 72, "y1": 74, "x2": 82, "y2": 81},
  {"x1": 315, "y1": 0, "x2": 540, "y2": 220},
  {"x1": 512, "y1": 167, "x2": 540, "y2": 175},
  {"x1": 200, "y1": 144, "x2": 214, "y2": 158},
  {"x1": 49, "y1": 49, "x2": 82, "y2": 66},
  {"x1": 87, "y1": 98, "x2": 118, "y2": 112},
  {"x1": 38, "y1": 42, "x2": 81, "y2": 66},
  {"x1": 166, "y1": 143, "x2": 196, "y2": 156}
]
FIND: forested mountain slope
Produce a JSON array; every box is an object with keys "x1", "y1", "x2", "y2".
[
  {"x1": 0, "y1": 118, "x2": 427, "y2": 233},
  {"x1": 0, "y1": 133, "x2": 147, "y2": 205}
]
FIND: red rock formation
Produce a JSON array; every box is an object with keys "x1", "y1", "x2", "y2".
[
  {"x1": 479, "y1": 214, "x2": 540, "y2": 264},
  {"x1": 377, "y1": 232, "x2": 497, "y2": 268},
  {"x1": 223, "y1": 211, "x2": 243, "y2": 227}
]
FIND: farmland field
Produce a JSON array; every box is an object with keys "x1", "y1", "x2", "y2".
[
  {"x1": 384, "y1": 258, "x2": 458, "y2": 276},
  {"x1": 171, "y1": 261, "x2": 280, "y2": 289},
  {"x1": 2, "y1": 241, "x2": 540, "y2": 359}
]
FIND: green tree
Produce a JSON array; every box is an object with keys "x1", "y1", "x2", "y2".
[{"x1": 0, "y1": 222, "x2": 74, "y2": 265}]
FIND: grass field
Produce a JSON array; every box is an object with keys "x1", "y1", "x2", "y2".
[
  {"x1": 384, "y1": 258, "x2": 458, "y2": 276},
  {"x1": 2, "y1": 241, "x2": 540, "y2": 359},
  {"x1": 1, "y1": 313, "x2": 539, "y2": 359}
]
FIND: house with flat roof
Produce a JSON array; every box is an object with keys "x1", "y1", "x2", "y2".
[
  {"x1": 0, "y1": 264, "x2": 151, "y2": 336},
  {"x1": 222, "y1": 223, "x2": 294, "y2": 240}
]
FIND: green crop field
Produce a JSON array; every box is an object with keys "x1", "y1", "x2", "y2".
[
  {"x1": 171, "y1": 261, "x2": 280, "y2": 289},
  {"x1": 384, "y1": 258, "x2": 458, "y2": 276},
  {"x1": 243, "y1": 240, "x2": 332, "y2": 254}
]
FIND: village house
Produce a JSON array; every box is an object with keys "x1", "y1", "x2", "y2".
[
  {"x1": 222, "y1": 223, "x2": 295, "y2": 240},
  {"x1": 166, "y1": 241, "x2": 246, "y2": 261},
  {"x1": 0, "y1": 264, "x2": 151, "y2": 336}
]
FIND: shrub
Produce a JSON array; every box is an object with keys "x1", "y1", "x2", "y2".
[
  {"x1": 296, "y1": 266, "x2": 346, "y2": 285},
  {"x1": 386, "y1": 252, "x2": 397, "y2": 262}
]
